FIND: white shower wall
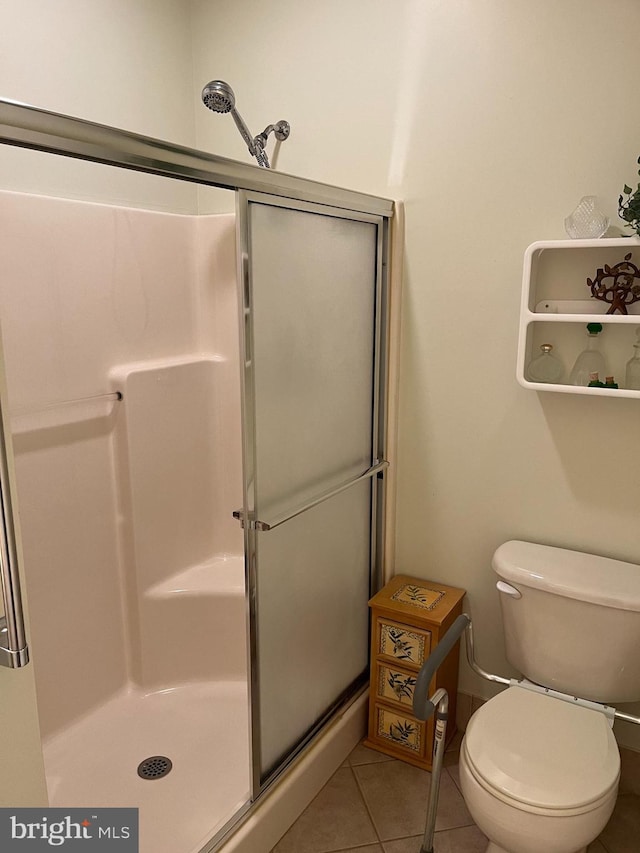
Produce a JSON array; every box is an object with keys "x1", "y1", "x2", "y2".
[{"x1": 0, "y1": 190, "x2": 244, "y2": 738}]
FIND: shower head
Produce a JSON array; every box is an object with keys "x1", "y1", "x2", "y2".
[
  {"x1": 201, "y1": 80, "x2": 236, "y2": 114},
  {"x1": 201, "y1": 79, "x2": 267, "y2": 165},
  {"x1": 200, "y1": 79, "x2": 290, "y2": 170}
]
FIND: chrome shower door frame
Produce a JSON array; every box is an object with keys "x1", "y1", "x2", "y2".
[
  {"x1": 0, "y1": 96, "x2": 394, "y2": 845},
  {"x1": 236, "y1": 190, "x2": 390, "y2": 797}
]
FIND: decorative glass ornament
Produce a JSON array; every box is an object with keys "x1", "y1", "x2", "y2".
[{"x1": 564, "y1": 196, "x2": 609, "y2": 239}]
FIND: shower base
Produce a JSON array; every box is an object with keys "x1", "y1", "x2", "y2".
[{"x1": 43, "y1": 679, "x2": 250, "y2": 853}]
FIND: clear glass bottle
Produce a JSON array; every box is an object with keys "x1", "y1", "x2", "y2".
[
  {"x1": 569, "y1": 323, "x2": 607, "y2": 386},
  {"x1": 526, "y1": 344, "x2": 564, "y2": 383},
  {"x1": 626, "y1": 328, "x2": 640, "y2": 391}
]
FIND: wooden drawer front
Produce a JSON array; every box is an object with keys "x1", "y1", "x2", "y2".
[
  {"x1": 377, "y1": 619, "x2": 431, "y2": 668},
  {"x1": 376, "y1": 663, "x2": 417, "y2": 709},
  {"x1": 374, "y1": 704, "x2": 424, "y2": 755}
]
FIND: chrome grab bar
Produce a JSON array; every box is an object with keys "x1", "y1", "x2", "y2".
[
  {"x1": 0, "y1": 393, "x2": 29, "y2": 668},
  {"x1": 233, "y1": 459, "x2": 388, "y2": 531},
  {"x1": 418, "y1": 612, "x2": 640, "y2": 728},
  {"x1": 463, "y1": 616, "x2": 511, "y2": 687},
  {"x1": 615, "y1": 708, "x2": 640, "y2": 725}
]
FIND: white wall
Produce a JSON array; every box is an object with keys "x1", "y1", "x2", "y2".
[
  {"x1": 190, "y1": 0, "x2": 640, "y2": 746},
  {"x1": 0, "y1": 0, "x2": 199, "y2": 211}
]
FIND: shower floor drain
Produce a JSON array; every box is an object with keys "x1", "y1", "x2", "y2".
[{"x1": 137, "y1": 756, "x2": 173, "y2": 780}]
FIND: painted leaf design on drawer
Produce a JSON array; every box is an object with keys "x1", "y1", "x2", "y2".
[
  {"x1": 389, "y1": 719, "x2": 416, "y2": 743},
  {"x1": 376, "y1": 708, "x2": 421, "y2": 753},
  {"x1": 379, "y1": 623, "x2": 427, "y2": 665},
  {"x1": 388, "y1": 627, "x2": 413, "y2": 659},
  {"x1": 386, "y1": 670, "x2": 417, "y2": 703},
  {"x1": 377, "y1": 665, "x2": 418, "y2": 706}
]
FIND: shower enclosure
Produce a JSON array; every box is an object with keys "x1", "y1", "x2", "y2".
[{"x1": 0, "y1": 99, "x2": 394, "y2": 853}]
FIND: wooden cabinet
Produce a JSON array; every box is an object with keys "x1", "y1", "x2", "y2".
[{"x1": 364, "y1": 575, "x2": 466, "y2": 770}]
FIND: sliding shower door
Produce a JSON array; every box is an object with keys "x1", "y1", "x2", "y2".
[{"x1": 236, "y1": 192, "x2": 388, "y2": 792}]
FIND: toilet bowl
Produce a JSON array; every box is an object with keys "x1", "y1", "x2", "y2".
[{"x1": 459, "y1": 686, "x2": 619, "y2": 853}]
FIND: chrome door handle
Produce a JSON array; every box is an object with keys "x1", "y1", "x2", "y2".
[
  {"x1": 0, "y1": 397, "x2": 29, "y2": 668},
  {"x1": 233, "y1": 459, "x2": 388, "y2": 532}
]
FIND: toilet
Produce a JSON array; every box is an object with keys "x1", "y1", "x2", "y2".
[{"x1": 458, "y1": 540, "x2": 640, "y2": 853}]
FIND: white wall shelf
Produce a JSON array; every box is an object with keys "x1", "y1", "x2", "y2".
[{"x1": 517, "y1": 237, "x2": 640, "y2": 398}]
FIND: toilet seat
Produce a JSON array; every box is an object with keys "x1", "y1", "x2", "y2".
[{"x1": 463, "y1": 686, "x2": 620, "y2": 816}]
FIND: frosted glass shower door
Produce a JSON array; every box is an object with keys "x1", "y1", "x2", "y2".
[{"x1": 237, "y1": 192, "x2": 387, "y2": 791}]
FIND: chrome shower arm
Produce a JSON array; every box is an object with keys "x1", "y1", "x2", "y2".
[
  {"x1": 253, "y1": 121, "x2": 290, "y2": 169},
  {"x1": 256, "y1": 120, "x2": 291, "y2": 145}
]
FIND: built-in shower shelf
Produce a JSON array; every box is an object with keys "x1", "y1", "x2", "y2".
[
  {"x1": 517, "y1": 237, "x2": 640, "y2": 397},
  {"x1": 146, "y1": 555, "x2": 244, "y2": 598},
  {"x1": 142, "y1": 554, "x2": 246, "y2": 685}
]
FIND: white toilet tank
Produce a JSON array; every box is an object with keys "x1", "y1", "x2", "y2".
[{"x1": 493, "y1": 540, "x2": 640, "y2": 704}]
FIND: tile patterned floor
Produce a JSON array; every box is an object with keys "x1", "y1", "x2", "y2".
[{"x1": 271, "y1": 738, "x2": 640, "y2": 853}]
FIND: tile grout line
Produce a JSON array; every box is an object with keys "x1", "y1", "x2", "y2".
[
  {"x1": 443, "y1": 763, "x2": 463, "y2": 796},
  {"x1": 349, "y1": 758, "x2": 441, "y2": 848},
  {"x1": 348, "y1": 760, "x2": 385, "y2": 849}
]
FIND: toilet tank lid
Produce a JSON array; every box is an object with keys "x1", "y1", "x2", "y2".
[{"x1": 493, "y1": 540, "x2": 640, "y2": 612}]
